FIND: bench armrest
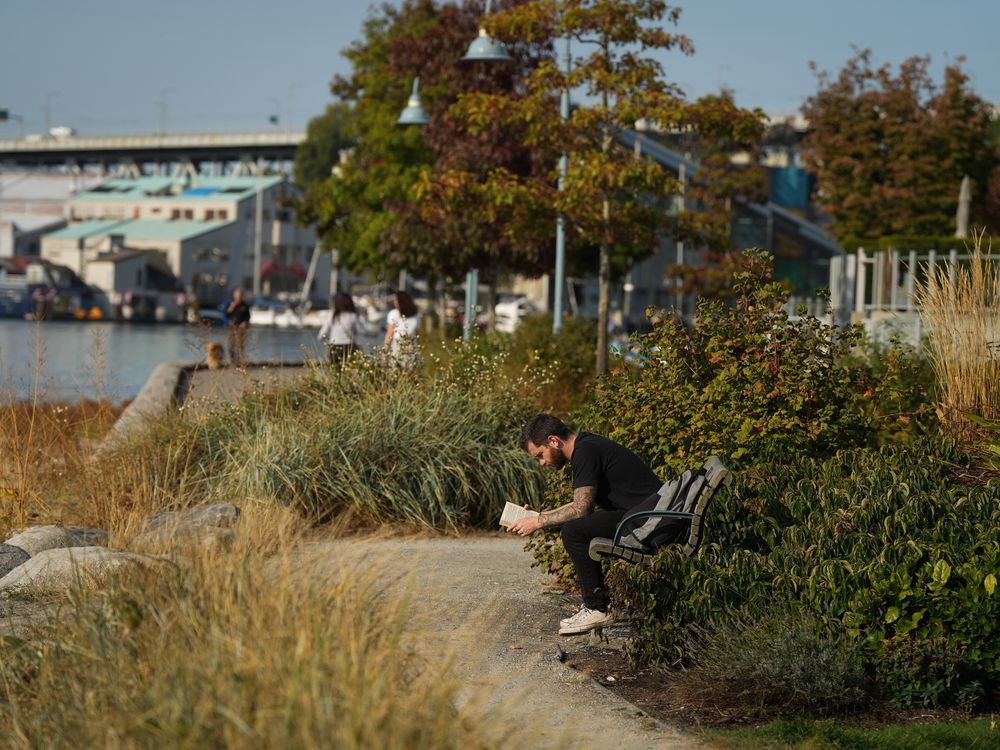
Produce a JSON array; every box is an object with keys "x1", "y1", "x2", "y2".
[{"x1": 612, "y1": 510, "x2": 694, "y2": 546}]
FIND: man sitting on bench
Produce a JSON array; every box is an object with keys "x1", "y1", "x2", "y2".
[{"x1": 508, "y1": 414, "x2": 663, "y2": 635}]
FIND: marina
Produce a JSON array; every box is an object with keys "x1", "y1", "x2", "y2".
[{"x1": 0, "y1": 318, "x2": 374, "y2": 403}]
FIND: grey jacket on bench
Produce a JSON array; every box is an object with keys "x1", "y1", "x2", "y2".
[{"x1": 588, "y1": 456, "x2": 732, "y2": 564}]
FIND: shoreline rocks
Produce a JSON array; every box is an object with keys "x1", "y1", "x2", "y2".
[{"x1": 0, "y1": 546, "x2": 166, "y2": 594}]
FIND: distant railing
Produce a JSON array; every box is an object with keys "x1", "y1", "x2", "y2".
[{"x1": 826, "y1": 246, "x2": 1000, "y2": 345}]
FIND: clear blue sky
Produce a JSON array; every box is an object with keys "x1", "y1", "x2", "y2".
[{"x1": 2, "y1": 0, "x2": 997, "y2": 137}]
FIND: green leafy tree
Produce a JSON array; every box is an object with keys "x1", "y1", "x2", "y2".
[
  {"x1": 802, "y1": 49, "x2": 997, "y2": 242},
  {"x1": 452, "y1": 0, "x2": 762, "y2": 374},
  {"x1": 294, "y1": 103, "x2": 355, "y2": 187}
]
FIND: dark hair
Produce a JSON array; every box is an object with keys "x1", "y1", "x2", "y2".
[
  {"x1": 332, "y1": 292, "x2": 356, "y2": 320},
  {"x1": 395, "y1": 290, "x2": 418, "y2": 318},
  {"x1": 520, "y1": 414, "x2": 571, "y2": 450}
]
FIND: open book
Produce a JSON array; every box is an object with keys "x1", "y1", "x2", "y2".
[{"x1": 499, "y1": 501, "x2": 540, "y2": 529}]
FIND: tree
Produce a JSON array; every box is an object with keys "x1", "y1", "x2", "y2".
[
  {"x1": 801, "y1": 50, "x2": 997, "y2": 242},
  {"x1": 294, "y1": 103, "x2": 355, "y2": 187},
  {"x1": 450, "y1": 0, "x2": 762, "y2": 374},
  {"x1": 296, "y1": 0, "x2": 553, "y2": 288}
]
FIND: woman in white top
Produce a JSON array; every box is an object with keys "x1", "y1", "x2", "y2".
[
  {"x1": 383, "y1": 290, "x2": 420, "y2": 365},
  {"x1": 318, "y1": 292, "x2": 360, "y2": 363}
]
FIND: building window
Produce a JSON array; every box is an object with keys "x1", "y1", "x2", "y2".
[
  {"x1": 218, "y1": 210, "x2": 228, "y2": 220},
  {"x1": 183, "y1": 209, "x2": 194, "y2": 220},
  {"x1": 171, "y1": 209, "x2": 180, "y2": 220},
  {"x1": 205, "y1": 209, "x2": 215, "y2": 220}
]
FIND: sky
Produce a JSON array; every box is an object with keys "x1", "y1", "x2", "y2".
[{"x1": 2, "y1": 0, "x2": 998, "y2": 137}]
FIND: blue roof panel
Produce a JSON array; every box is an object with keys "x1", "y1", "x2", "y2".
[{"x1": 181, "y1": 187, "x2": 220, "y2": 196}]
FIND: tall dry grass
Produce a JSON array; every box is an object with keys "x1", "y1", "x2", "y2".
[
  {"x1": 0, "y1": 328, "x2": 552, "y2": 749},
  {"x1": 0, "y1": 327, "x2": 122, "y2": 536},
  {"x1": 0, "y1": 503, "x2": 524, "y2": 749},
  {"x1": 915, "y1": 229, "x2": 1000, "y2": 452}
]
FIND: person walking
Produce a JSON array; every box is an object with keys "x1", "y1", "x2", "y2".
[
  {"x1": 383, "y1": 290, "x2": 420, "y2": 367},
  {"x1": 226, "y1": 289, "x2": 251, "y2": 367},
  {"x1": 509, "y1": 414, "x2": 663, "y2": 635},
  {"x1": 318, "y1": 292, "x2": 361, "y2": 364}
]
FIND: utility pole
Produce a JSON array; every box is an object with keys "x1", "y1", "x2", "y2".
[
  {"x1": 253, "y1": 159, "x2": 264, "y2": 299},
  {"x1": 42, "y1": 91, "x2": 59, "y2": 137}
]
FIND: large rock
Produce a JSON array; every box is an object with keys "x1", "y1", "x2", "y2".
[
  {"x1": 67, "y1": 528, "x2": 110, "y2": 547},
  {"x1": 133, "y1": 525, "x2": 235, "y2": 553},
  {"x1": 0, "y1": 544, "x2": 30, "y2": 578},
  {"x1": 144, "y1": 503, "x2": 240, "y2": 533},
  {"x1": 0, "y1": 546, "x2": 165, "y2": 594},
  {"x1": 3, "y1": 525, "x2": 77, "y2": 557}
]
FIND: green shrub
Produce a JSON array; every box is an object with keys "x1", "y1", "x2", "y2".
[
  {"x1": 672, "y1": 608, "x2": 869, "y2": 717},
  {"x1": 522, "y1": 468, "x2": 578, "y2": 588},
  {"x1": 578, "y1": 249, "x2": 872, "y2": 481},
  {"x1": 844, "y1": 337, "x2": 938, "y2": 445},
  {"x1": 609, "y1": 440, "x2": 1000, "y2": 709}
]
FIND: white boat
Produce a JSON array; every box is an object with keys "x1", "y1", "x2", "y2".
[{"x1": 250, "y1": 303, "x2": 326, "y2": 329}]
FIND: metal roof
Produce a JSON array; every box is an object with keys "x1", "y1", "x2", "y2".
[
  {"x1": 110, "y1": 219, "x2": 230, "y2": 241},
  {"x1": 73, "y1": 175, "x2": 285, "y2": 202},
  {"x1": 47, "y1": 218, "x2": 228, "y2": 242},
  {"x1": 46, "y1": 219, "x2": 130, "y2": 239}
]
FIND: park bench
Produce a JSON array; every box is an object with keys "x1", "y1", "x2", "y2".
[{"x1": 588, "y1": 456, "x2": 732, "y2": 565}]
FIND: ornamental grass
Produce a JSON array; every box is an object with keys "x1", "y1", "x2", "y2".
[{"x1": 916, "y1": 229, "x2": 1000, "y2": 457}]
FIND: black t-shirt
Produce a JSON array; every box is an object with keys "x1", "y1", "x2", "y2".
[
  {"x1": 229, "y1": 301, "x2": 251, "y2": 326},
  {"x1": 571, "y1": 432, "x2": 661, "y2": 511}
]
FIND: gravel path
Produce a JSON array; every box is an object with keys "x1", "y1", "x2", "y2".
[{"x1": 306, "y1": 535, "x2": 705, "y2": 750}]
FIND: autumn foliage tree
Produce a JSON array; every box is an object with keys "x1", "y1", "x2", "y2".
[
  {"x1": 296, "y1": 0, "x2": 553, "y2": 290},
  {"x1": 443, "y1": 0, "x2": 762, "y2": 374},
  {"x1": 801, "y1": 49, "x2": 997, "y2": 242}
]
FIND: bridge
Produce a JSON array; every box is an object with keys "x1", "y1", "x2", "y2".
[{"x1": 0, "y1": 131, "x2": 306, "y2": 177}]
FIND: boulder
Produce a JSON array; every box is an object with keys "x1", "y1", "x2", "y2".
[
  {"x1": 133, "y1": 525, "x2": 235, "y2": 553},
  {"x1": 67, "y1": 528, "x2": 110, "y2": 547},
  {"x1": 144, "y1": 503, "x2": 240, "y2": 533},
  {"x1": 3, "y1": 525, "x2": 77, "y2": 557},
  {"x1": 0, "y1": 546, "x2": 165, "y2": 594},
  {"x1": 0, "y1": 544, "x2": 30, "y2": 578}
]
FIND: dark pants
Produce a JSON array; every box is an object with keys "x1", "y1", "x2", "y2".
[
  {"x1": 561, "y1": 510, "x2": 628, "y2": 612},
  {"x1": 228, "y1": 325, "x2": 248, "y2": 367}
]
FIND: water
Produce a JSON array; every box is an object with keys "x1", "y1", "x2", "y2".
[{"x1": 0, "y1": 319, "x2": 363, "y2": 403}]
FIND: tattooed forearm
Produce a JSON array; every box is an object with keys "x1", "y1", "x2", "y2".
[{"x1": 538, "y1": 486, "x2": 596, "y2": 529}]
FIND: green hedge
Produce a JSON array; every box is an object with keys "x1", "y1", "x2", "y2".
[{"x1": 610, "y1": 441, "x2": 1000, "y2": 709}]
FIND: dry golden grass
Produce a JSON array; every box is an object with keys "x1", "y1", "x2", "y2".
[
  {"x1": 0, "y1": 396, "x2": 123, "y2": 536},
  {"x1": 915, "y1": 229, "x2": 1000, "y2": 453},
  {"x1": 0, "y1": 332, "x2": 545, "y2": 749},
  {"x1": 0, "y1": 502, "x2": 522, "y2": 749}
]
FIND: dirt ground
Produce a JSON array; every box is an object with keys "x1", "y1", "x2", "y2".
[{"x1": 305, "y1": 534, "x2": 707, "y2": 750}]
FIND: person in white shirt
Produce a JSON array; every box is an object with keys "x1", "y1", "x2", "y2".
[
  {"x1": 383, "y1": 290, "x2": 420, "y2": 366},
  {"x1": 318, "y1": 292, "x2": 361, "y2": 363}
]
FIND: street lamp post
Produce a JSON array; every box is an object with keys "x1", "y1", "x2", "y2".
[
  {"x1": 397, "y1": 77, "x2": 481, "y2": 342},
  {"x1": 462, "y1": 5, "x2": 570, "y2": 335}
]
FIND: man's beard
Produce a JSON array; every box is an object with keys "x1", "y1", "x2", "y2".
[{"x1": 550, "y1": 452, "x2": 567, "y2": 469}]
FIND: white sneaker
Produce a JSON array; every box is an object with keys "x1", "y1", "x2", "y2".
[{"x1": 558, "y1": 606, "x2": 613, "y2": 635}]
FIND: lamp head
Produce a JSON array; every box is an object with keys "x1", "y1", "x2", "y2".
[
  {"x1": 461, "y1": 28, "x2": 513, "y2": 63},
  {"x1": 461, "y1": 0, "x2": 511, "y2": 63},
  {"x1": 396, "y1": 77, "x2": 431, "y2": 127}
]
